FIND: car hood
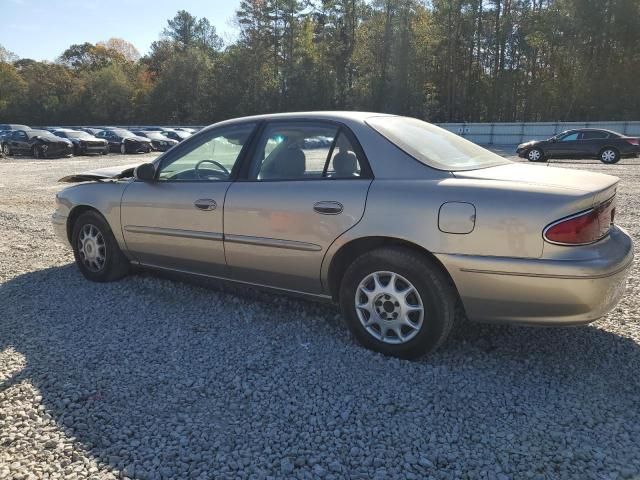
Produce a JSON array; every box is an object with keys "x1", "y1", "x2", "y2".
[
  {"x1": 125, "y1": 136, "x2": 152, "y2": 143},
  {"x1": 58, "y1": 163, "x2": 142, "y2": 183},
  {"x1": 453, "y1": 163, "x2": 618, "y2": 196}
]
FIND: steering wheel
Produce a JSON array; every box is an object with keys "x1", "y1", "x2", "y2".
[{"x1": 194, "y1": 159, "x2": 230, "y2": 179}]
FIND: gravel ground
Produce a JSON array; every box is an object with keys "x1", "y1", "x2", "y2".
[{"x1": 1, "y1": 150, "x2": 639, "y2": 480}]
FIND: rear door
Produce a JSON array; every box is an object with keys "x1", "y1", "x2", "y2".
[
  {"x1": 224, "y1": 121, "x2": 372, "y2": 294},
  {"x1": 578, "y1": 130, "x2": 610, "y2": 156}
]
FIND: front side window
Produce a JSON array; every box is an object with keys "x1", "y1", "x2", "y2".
[
  {"x1": 366, "y1": 116, "x2": 509, "y2": 171},
  {"x1": 249, "y1": 122, "x2": 364, "y2": 180},
  {"x1": 558, "y1": 132, "x2": 579, "y2": 141},
  {"x1": 157, "y1": 123, "x2": 255, "y2": 182}
]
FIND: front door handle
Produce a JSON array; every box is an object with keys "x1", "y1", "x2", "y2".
[
  {"x1": 194, "y1": 199, "x2": 217, "y2": 211},
  {"x1": 313, "y1": 201, "x2": 343, "y2": 215}
]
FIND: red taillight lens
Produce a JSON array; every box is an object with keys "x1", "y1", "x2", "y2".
[
  {"x1": 544, "y1": 197, "x2": 616, "y2": 245},
  {"x1": 626, "y1": 138, "x2": 639, "y2": 146}
]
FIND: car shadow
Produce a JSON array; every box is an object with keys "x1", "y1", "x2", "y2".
[{"x1": 2, "y1": 265, "x2": 639, "y2": 478}]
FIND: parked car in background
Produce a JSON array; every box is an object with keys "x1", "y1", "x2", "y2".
[
  {"x1": 53, "y1": 129, "x2": 109, "y2": 155},
  {"x1": 174, "y1": 127, "x2": 197, "y2": 133},
  {"x1": 161, "y1": 129, "x2": 192, "y2": 142},
  {"x1": 517, "y1": 128, "x2": 640, "y2": 164},
  {"x1": 132, "y1": 130, "x2": 179, "y2": 152},
  {"x1": 53, "y1": 112, "x2": 633, "y2": 359},
  {"x1": 1, "y1": 129, "x2": 73, "y2": 158},
  {"x1": 0, "y1": 124, "x2": 31, "y2": 141},
  {"x1": 95, "y1": 129, "x2": 153, "y2": 154}
]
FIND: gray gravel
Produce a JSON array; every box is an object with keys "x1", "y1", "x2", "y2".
[{"x1": 1, "y1": 151, "x2": 639, "y2": 480}]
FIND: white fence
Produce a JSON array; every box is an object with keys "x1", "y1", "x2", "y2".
[{"x1": 436, "y1": 121, "x2": 640, "y2": 145}]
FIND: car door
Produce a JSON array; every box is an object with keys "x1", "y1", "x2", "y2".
[
  {"x1": 120, "y1": 123, "x2": 257, "y2": 276},
  {"x1": 224, "y1": 121, "x2": 373, "y2": 295},
  {"x1": 11, "y1": 131, "x2": 29, "y2": 153},
  {"x1": 553, "y1": 131, "x2": 581, "y2": 156},
  {"x1": 578, "y1": 130, "x2": 609, "y2": 156}
]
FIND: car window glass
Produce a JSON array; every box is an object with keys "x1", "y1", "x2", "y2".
[
  {"x1": 326, "y1": 132, "x2": 362, "y2": 178},
  {"x1": 157, "y1": 124, "x2": 255, "y2": 182},
  {"x1": 560, "y1": 133, "x2": 579, "y2": 141},
  {"x1": 581, "y1": 131, "x2": 609, "y2": 140},
  {"x1": 250, "y1": 122, "x2": 338, "y2": 180}
]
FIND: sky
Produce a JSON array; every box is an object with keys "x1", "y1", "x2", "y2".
[{"x1": 0, "y1": 0, "x2": 240, "y2": 61}]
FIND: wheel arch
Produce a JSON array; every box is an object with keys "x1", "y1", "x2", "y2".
[
  {"x1": 66, "y1": 205, "x2": 104, "y2": 243},
  {"x1": 326, "y1": 236, "x2": 461, "y2": 305}
]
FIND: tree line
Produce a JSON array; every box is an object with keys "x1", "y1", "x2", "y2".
[{"x1": 0, "y1": 0, "x2": 639, "y2": 126}]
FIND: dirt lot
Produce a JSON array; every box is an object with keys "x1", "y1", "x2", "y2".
[{"x1": 1, "y1": 150, "x2": 639, "y2": 480}]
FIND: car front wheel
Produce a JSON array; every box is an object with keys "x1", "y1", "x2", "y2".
[
  {"x1": 600, "y1": 148, "x2": 620, "y2": 164},
  {"x1": 339, "y1": 247, "x2": 456, "y2": 359},
  {"x1": 71, "y1": 211, "x2": 130, "y2": 282},
  {"x1": 527, "y1": 147, "x2": 544, "y2": 162},
  {"x1": 120, "y1": 143, "x2": 127, "y2": 154},
  {"x1": 32, "y1": 145, "x2": 43, "y2": 159}
]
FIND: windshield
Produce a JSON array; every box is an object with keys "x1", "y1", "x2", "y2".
[
  {"x1": 366, "y1": 116, "x2": 510, "y2": 171},
  {"x1": 66, "y1": 131, "x2": 94, "y2": 139},
  {"x1": 141, "y1": 131, "x2": 167, "y2": 140},
  {"x1": 28, "y1": 129, "x2": 57, "y2": 138},
  {"x1": 112, "y1": 129, "x2": 136, "y2": 138}
]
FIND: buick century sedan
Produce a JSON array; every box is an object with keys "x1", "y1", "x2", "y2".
[{"x1": 53, "y1": 112, "x2": 634, "y2": 358}]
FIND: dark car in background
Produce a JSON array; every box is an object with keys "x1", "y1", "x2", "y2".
[
  {"x1": 0, "y1": 124, "x2": 31, "y2": 142},
  {"x1": 132, "y1": 130, "x2": 179, "y2": 152},
  {"x1": 95, "y1": 129, "x2": 153, "y2": 154},
  {"x1": 161, "y1": 129, "x2": 192, "y2": 142},
  {"x1": 53, "y1": 129, "x2": 109, "y2": 155},
  {"x1": 517, "y1": 128, "x2": 640, "y2": 164},
  {"x1": 1, "y1": 129, "x2": 73, "y2": 158}
]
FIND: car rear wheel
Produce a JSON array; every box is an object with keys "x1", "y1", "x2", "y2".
[
  {"x1": 527, "y1": 148, "x2": 544, "y2": 162},
  {"x1": 2, "y1": 143, "x2": 11, "y2": 156},
  {"x1": 339, "y1": 247, "x2": 456, "y2": 359},
  {"x1": 600, "y1": 148, "x2": 620, "y2": 164},
  {"x1": 120, "y1": 143, "x2": 126, "y2": 154},
  {"x1": 71, "y1": 211, "x2": 130, "y2": 282}
]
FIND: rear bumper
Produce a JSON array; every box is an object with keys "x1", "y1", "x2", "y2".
[{"x1": 437, "y1": 226, "x2": 634, "y2": 325}]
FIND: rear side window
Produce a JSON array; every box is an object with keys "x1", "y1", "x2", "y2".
[
  {"x1": 248, "y1": 122, "x2": 365, "y2": 180},
  {"x1": 581, "y1": 131, "x2": 609, "y2": 140},
  {"x1": 366, "y1": 116, "x2": 509, "y2": 171}
]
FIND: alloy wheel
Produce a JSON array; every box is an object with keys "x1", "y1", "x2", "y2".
[
  {"x1": 120, "y1": 143, "x2": 126, "y2": 154},
  {"x1": 528, "y1": 149, "x2": 541, "y2": 161},
  {"x1": 78, "y1": 223, "x2": 107, "y2": 272},
  {"x1": 601, "y1": 149, "x2": 617, "y2": 163},
  {"x1": 355, "y1": 271, "x2": 424, "y2": 345},
  {"x1": 2, "y1": 144, "x2": 10, "y2": 156}
]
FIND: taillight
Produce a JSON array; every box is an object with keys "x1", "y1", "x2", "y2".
[
  {"x1": 544, "y1": 196, "x2": 616, "y2": 245},
  {"x1": 625, "y1": 138, "x2": 639, "y2": 146}
]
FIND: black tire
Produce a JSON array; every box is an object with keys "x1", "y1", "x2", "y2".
[
  {"x1": 32, "y1": 145, "x2": 42, "y2": 159},
  {"x1": 339, "y1": 247, "x2": 457, "y2": 359},
  {"x1": 120, "y1": 143, "x2": 127, "y2": 154},
  {"x1": 599, "y1": 147, "x2": 620, "y2": 164},
  {"x1": 71, "y1": 211, "x2": 130, "y2": 282},
  {"x1": 2, "y1": 143, "x2": 10, "y2": 156},
  {"x1": 527, "y1": 147, "x2": 545, "y2": 162}
]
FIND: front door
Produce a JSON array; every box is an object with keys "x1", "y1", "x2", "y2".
[
  {"x1": 552, "y1": 131, "x2": 581, "y2": 156},
  {"x1": 120, "y1": 123, "x2": 257, "y2": 276},
  {"x1": 224, "y1": 121, "x2": 372, "y2": 294}
]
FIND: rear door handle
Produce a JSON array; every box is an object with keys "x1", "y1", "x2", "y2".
[
  {"x1": 194, "y1": 199, "x2": 217, "y2": 211},
  {"x1": 313, "y1": 201, "x2": 343, "y2": 215}
]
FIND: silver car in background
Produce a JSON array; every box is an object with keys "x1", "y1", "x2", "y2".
[{"x1": 53, "y1": 112, "x2": 633, "y2": 358}]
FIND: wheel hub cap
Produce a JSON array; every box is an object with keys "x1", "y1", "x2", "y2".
[
  {"x1": 78, "y1": 224, "x2": 106, "y2": 272},
  {"x1": 355, "y1": 271, "x2": 424, "y2": 345}
]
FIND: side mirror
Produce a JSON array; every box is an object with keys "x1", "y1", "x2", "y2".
[{"x1": 134, "y1": 163, "x2": 156, "y2": 181}]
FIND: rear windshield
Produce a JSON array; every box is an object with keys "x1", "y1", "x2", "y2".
[{"x1": 366, "y1": 116, "x2": 510, "y2": 171}]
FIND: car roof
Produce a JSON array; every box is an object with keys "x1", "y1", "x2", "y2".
[{"x1": 203, "y1": 111, "x2": 394, "y2": 131}]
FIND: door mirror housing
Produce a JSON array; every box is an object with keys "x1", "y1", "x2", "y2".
[{"x1": 135, "y1": 163, "x2": 156, "y2": 182}]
